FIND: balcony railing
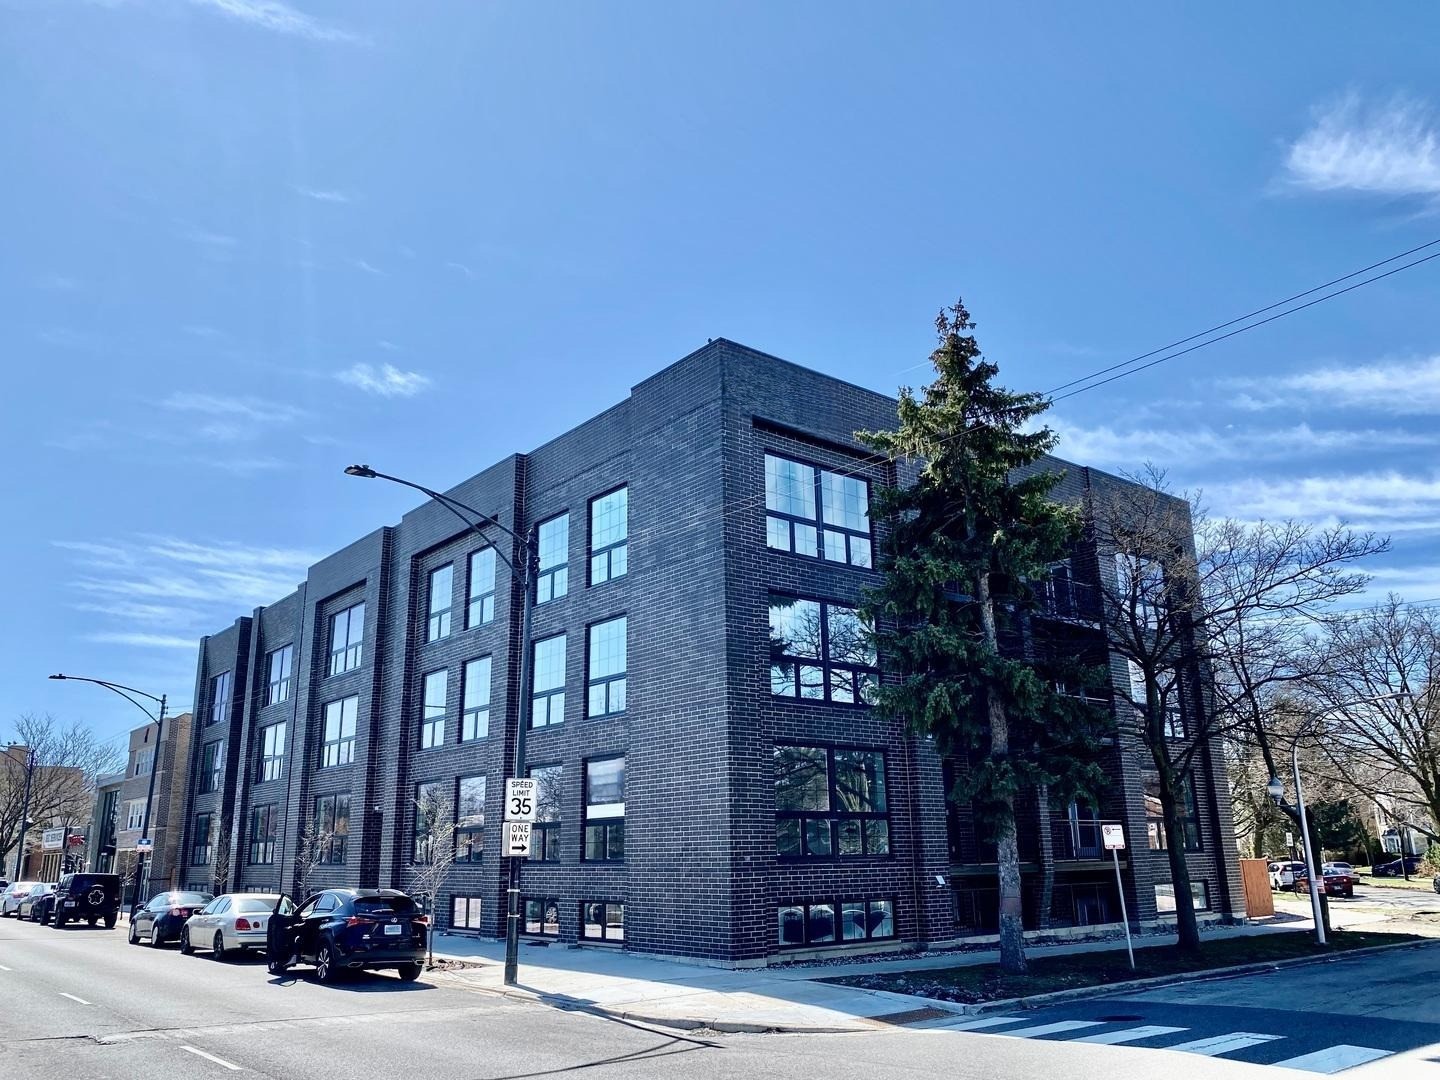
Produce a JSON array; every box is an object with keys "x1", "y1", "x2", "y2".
[
  {"x1": 1035, "y1": 574, "x2": 1102, "y2": 623},
  {"x1": 1050, "y1": 816, "x2": 1122, "y2": 861}
]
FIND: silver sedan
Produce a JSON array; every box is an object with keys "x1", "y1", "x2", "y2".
[{"x1": 182, "y1": 893, "x2": 281, "y2": 959}]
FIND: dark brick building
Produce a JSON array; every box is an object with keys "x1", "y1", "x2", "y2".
[{"x1": 179, "y1": 341, "x2": 1241, "y2": 964}]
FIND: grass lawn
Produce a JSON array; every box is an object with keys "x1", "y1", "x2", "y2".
[
  {"x1": 1355, "y1": 868, "x2": 1436, "y2": 892},
  {"x1": 825, "y1": 930, "x2": 1422, "y2": 1005}
]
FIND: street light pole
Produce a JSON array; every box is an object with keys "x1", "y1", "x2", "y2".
[
  {"x1": 49, "y1": 675, "x2": 166, "y2": 910},
  {"x1": 344, "y1": 465, "x2": 537, "y2": 986}
]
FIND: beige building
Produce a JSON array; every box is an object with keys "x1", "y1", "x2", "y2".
[{"x1": 111, "y1": 712, "x2": 194, "y2": 899}]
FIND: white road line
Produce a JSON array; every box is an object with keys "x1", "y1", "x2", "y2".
[
  {"x1": 933, "y1": 1015, "x2": 1029, "y2": 1031},
  {"x1": 997, "y1": 1020, "x2": 1106, "y2": 1039},
  {"x1": 1165, "y1": 1031, "x2": 1283, "y2": 1057},
  {"x1": 0, "y1": 964, "x2": 12, "y2": 971},
  {"x1": 180, "y1": 1046, "x2": 243, "y2": 1071},
  {"x1": 1073, "y1": 1025, "x2": 1189, "y2": 1045},
  {"x1": 1271, "y1": 1045, "x2": 1393, "y2": 1074},
  {"x1": 57, "y1": 992, "x2": 91, "y2": 1006}
]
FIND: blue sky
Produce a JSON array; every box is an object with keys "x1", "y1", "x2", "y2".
[{"x1": 3, "y1": 2, "x2": 1439, "y2": 747}]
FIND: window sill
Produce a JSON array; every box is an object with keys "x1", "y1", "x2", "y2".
[{"x1": 769, "y1": 696, "x2": 876, "y2": 710}]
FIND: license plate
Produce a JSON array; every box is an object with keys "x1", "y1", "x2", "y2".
[
  {"x1": 64, "y1": 900, "x2": 76, "y2": 907},
  {"x1": 383, "y1": 924, "x2": 402, "y2": 936}
]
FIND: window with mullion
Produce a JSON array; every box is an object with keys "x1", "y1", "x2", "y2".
[
  {"x1": 462, "y1": 656, "x2": 491, "y2": 741},
  {"x1": 314, "y1": 792, "x2": 350, "y2": 865},
  {"x1": 531, "y1": 634, "x2": 566, "y2": 728},
  {"x1": 777, "y1": 898, "x2": 894, "y2": 947},
  {"x1": 456, "y1": 775, "x2": 485, "y2": 863},
  {"x1": 329, "y1": 602, "x2": 365, "y2": 676},
  {"x1": 1127, "y1": 661, "x2": 1186, "y2": 739},
  {"x1": 583, "y1": 757, "x2": 624, "y2": 862},
  {"x1": 589, "y1": 487, "x2": 628, "y2": 585},
  {"x1": 266, "y1": 644, "x2": 293, "y2": 705},
  {"x1": 209, "y1": 669, "x2": 233, "y2": 726},
  {"x1": 1143, "y1": 769, "x2": 1201, "y2": 851},
  {"x1": 768, "y1": 595, "x2": 878, "y2": 706},
  {"x1": 536, "y1": 514, "x2": 569, "y2": 604},
  {"x1": 775, "y1": 744, "x2": 889, "y2": 859},
  {"x1": 247, "y1": 804, "x2": 276, "y2": 865},
  {"x1": 199, "y1": 740, "x2": 225, "y2": 793},
  {"x1": 420, "y1": 669, "x2": 448, "y2": 749},
  {"x1": 412, "y1": 780, "x2": 445, "y2": 863},
  {"x1": 320, "y1": 696, "x2": 358, "y2": 768},
  {"x1": 764, "y1": 453, "x2": 873, "y2": 568},
  {"x1": 467, "y1": 547, "x2": 496, "y2": 627},
  {"x1": 191, "y1": 813, "x2": 213, "y2": 865},
  {"x1": 530, "y1": 764, "x2": 562, "y2": 862},
  {"x1": 586, "y1": 616, "x2": 627, "y2": 717},
  {"x1": 427, "y1": 564, "x2": 454, "y2": 642},
  {"x1": 257, "y1": 721, "x2": 286, "y2": 783}
]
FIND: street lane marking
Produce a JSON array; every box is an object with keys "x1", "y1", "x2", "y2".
[
  {"x1": 58, "y1": 992, "x2": 92, "y2": 1005},
  {"x1": 1272, "y1": 1045, "x2": 1392, "y2": 1074},
  {"x1": 996, "y1": 1020, "x2": 1105, "y2": 1039},
  {"x1": 934, "y1": 1015, "x2": 1028, "y2": 1031},
  {"x1": 1074, "y1": 1025, "x2": 1188, "y2": 1045},
  {"x1": 181, "y1": 1046, "x2": 242, "y2": 1071},
  {"x1": 0, "y1": 964, "x2": 12, "y2": 971},
  {"x1": 1166, "y1": 1031, "x2": 1283, "y2": 1056}
]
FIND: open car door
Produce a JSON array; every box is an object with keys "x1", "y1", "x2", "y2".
[{"x1": 265, "y1": 893, "x2": 298, "y2": 975}]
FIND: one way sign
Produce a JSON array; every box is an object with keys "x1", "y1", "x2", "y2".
[{"x1": 504, "y1": 821, "x2": 532, "y2": 858}]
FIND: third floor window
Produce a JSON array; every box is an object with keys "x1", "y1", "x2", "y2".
[
  {"x1": 764, "y1": 453, "x2": 872, "y2": 568},
  {"x1": 468, "y1": 547, "x2": 496, "y2": 627},
  {"x1": 531, "y1": 634, "x2": 566, "y2": 728},
  {"x1": 329, "y1": 602, "x2": 365, "y2": 676},
  {"x1": 199, "y1": 740, "x2": 225, "y2": 794},
  {"x1": 586, "y1": 616, "x2": 627, "y2": 717},
  {"x1": 427, "y1": 563, "x2": 454, "y2": 642},
  {"x1": 768, "y1": 595, "x2": 877, "y2": 705},
  {"x1": 266, "y1": 644, "x2": 294, "y2": 706},
  {"x1": 321, "y1": 696, "x2": 358, "y2": 768},
  {"x1": 589, "y1": 487, "x2": 628, "y2": 585},
  {"x1": 257, "y1": 721, "x2": 286, "y2": 783},
  {"x1": 536, "y1": 514, "x2": 569, "y2": 604},
  {"x1": 420, "y1": 669, "x2": 448, "y2": 749},
  {"x1": 209, "y1": 669, "x2": 232, "y2": 726}
]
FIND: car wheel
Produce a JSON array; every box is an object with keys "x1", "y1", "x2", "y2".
[
  {"x1": 180, "y1": 928, "x2": 195, "y2": 955},
  {"x1": 87, "y1": 917, "x2": 98, "y2": 927},
  {"x1": 213, "y1": 931, "x2": 228, "y2": 961},
  {"x1": 104, "y1": 913, "x2": 117, "y2": 929},
  {"x1": 397, "y1": 963, "x2": 422, "y2": 982},
  {"x1": 1345, "y1": 888, "x2": 1354, "y2": 898},
  {"x1": 40, "y1": 909, "x2": 50, "y2": 926},
  {"x1": 128, "y1": 921, "x2": 139, "y2": 945},
  {"x1": 315, "y1": 943, "x2": 338, "y2": 984},
  {"x1": 149, "y1": 924, "x2": 167, "y2": 948},
  {"x1": 53, "y1": 914, "x2": 66, "y2": 928}
]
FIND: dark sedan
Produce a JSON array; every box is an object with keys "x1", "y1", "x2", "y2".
[
  {"x1": 129, "y1": 890, "x2": 213, "y2": 947},
  {"x1": 281, "y1": 888, "x2": 427, "y2": 983}
]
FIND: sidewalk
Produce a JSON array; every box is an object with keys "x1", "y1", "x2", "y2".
[{"x1": 429, "y1": 918, "x2": 1313, "y2": 1033}]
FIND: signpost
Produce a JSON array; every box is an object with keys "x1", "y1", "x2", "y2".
[
  {"x1": 135, "y1": 838, "x2": 153, "y2": 854},
  {"x1": 1102, "y1": 823, "x2": 1135, "y2": 971},
  {"x1": 503, "y1": 822, "x2": 533, "y2": 858},
  {"x1": 41, "y1": 828, "x2": 66, "y2": 851},
  {"x1": 504, "y1": 778, "x2": 538, "y2": 823}
]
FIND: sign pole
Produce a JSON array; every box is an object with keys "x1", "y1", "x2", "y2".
[{"x1": 1102, "y1": 822, "x2": 1135, "y2": 972}]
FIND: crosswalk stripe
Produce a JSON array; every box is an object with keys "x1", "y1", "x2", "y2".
[
  {"x1": 1165, "y1": 1031, "x2": 1283, "y2": 1057},
  {"x1": 1270, "y1": 1045, "x2": 1393, "y2": 1074},
  {"x1": 996, "y1": 1020, "x2": 1106, "y2": 1039},
  {"x1": 931, "y1": 1015, "x2": 1029, "y2": 1032},
  {"x1": 1073, "y1": 1025, "x2": 1189, "y2": 1045}
]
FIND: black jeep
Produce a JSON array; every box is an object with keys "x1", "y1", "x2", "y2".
[{"x1": 50, "y1": 873, "x2": 122, "y2": 928}]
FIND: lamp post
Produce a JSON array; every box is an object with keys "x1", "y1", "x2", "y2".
[
  {"x1": 48, "y1": 674, "x2": 166, "y2": 911},
  {"x1": 344, "y1": 465, "x2": 537, "y2": 986},
  {"x1": 1266, "y1": 692, "x2": 1412, "y2": 947}
]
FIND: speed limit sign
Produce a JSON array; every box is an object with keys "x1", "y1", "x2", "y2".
[{"x1": 505, "y1": 778, "x2": 538, "y2": 822}]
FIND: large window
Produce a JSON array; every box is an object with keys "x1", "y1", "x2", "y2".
[
  {"x1": 1143, "y1": 770, "x2": 1201, "y2": 851},
  {"x1": 125, "y1": 798, "x2": 146, "y2": 831},
  {"x1": 321, "y1": 696, "x2": 358, "y2": 768},
  {"x1": 266, "y1": 644, "x2": 293, "y2": 706},
  {"x1": 427, "y1": 563, "x2": 454, "y2": 642},
  {"x1": 314, "y1": 793, "x2": 350, "y2": 865},
  {"x1": 775, "y1": 745, "x2": 889, "y2": 858},
  {"x1": 452, "y1": 896, "x2": 483, "y2": 932},
  {"x1": 247, "y1": 804, "x2": 277, "y2": 865},
  {"x1": 462, "y1": 656, "x2": 491, "y2": 741},
  {"x1": 420, "y1": 669, "x2": 448, "y2": 749},
  {"x1": 764, "y1": 453, "x2": 872, "y2": 568},
  {"x1": 467, "y1": 547, "x2": 496, "y2": 627},
  {"x1": 586, "y1": 617, "x2": 627, "y2": 717},
  {"x1": 1155, "y1": 881, "x2": 1210, "y2": 913},
  {"x1": 199, "y1": 741, "x2": 225, "y2": 794},
  {"x1": 132, "y1": 747, "x2": 154, "y2": 777},
  {"x1": 413, "y1": 780, "x2": 445, "y2": 863},
  {"x1": 769, "y1": 596, "x2": 877, "y2": 705},
  {"x1": 190, "y1": 812, "x2": 213, "y2": 865},
  {"x1": 536, "y1": 513, "x2": 569, "y2": 604},
  {"x1": 581, "y1": 902, "x2": 624, "y2": 942},
  {"x1": 209, "y1": 669, "x2": 233, "y2": 726},
  {"x1": 1128, "y1": 661, "x2": 1186, "y2": 739},
  {"x1": 589, "y1": 487, "x2": 628, "y2": 585},
  {"x1": 523, "y1": 897, "x2": 560, "y2": 937},
  {"x1": 456, "y1": 775, "x2": 485, "y2": 863},
  {"x1": 531, "y1": 634, "x2": 566, "y2": 728},
  {"x1": 778, "y1": 898, "x2": 894, "y2": 948},
  {"x1": 257, "y1": 721, "x2": 286, "y2": 783},
  {"x1": 1115, "y1": 552, "x2": 1167, "y2": 629},
  {"x1": 329, "y1": 602, "x2": 365, "y2": 676},
  {"x1": 583, "y1": 757, "x2": 624, "y2": 862},
  {"x1": 531, "y1": 764, "x2": 562, "y2": 862}
]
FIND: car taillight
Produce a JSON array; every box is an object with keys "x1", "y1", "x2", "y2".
[
  {"x1": 345, "y1": 915, "x2": 374, "y2": 927},
  {"x1": 413, "y1": 915, "x2": 429, "y2": 926},
  {"x1": 234, "y1": 918, "x2": 252, "y2": 931},
  {"x1": 170, "y1": 908, "x2": 184, "y2": 917}
]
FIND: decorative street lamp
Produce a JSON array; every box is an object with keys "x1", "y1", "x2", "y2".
[{"x1": 344, "y1": 465, "x2": 537, "y2": 986}]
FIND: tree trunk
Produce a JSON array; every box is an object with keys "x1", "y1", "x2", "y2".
[
  {"x1": 977, "y1": 570, "x2": 1027, "y2": 974},
  {"x1": 1159, "y1": 775, "x2": 1201, "y2": 953}
]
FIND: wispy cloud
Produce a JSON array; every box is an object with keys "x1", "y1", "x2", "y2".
[
  {"x1": 1284, "y1": 93, "x2": 1440, "y2": 199},
  {"x1": 85, "y1": 632, "x2": 203, "y2": 650},
  {"x1": 335, "y1": 362, "x2": 432, "y2": 397},
  {"x1": 198, "y1": 456, "x2": 291, "y2": 474},
  {"x1": 445, "y1": 261, "x2": 477, "y2": 280},
  {"x1": 294, "y1": 186, "x2": 354, "y2": 204},
  {"x1": 37, "y1": 274, "x2": 79, "y2": 291},
  {"x1": 1208, "y1": 470, "x2": 1440, "y2": 534},
  {"x1": 186, "y1": 0, "x2": 363, "y2": 44},
  {"x1": 1227, "y1": 356, "x2": 1440, "y2": 414},
  {"x1": 160, "y1": 391, "x2": 307, "y2": 428},
  {"x1": 352, "y1": 259, "x2": 385, "y2": 276}
]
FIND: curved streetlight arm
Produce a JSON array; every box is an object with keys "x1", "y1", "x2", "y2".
[{"x1": 49, "y1": 674, "x2": 165, "y2": 715}]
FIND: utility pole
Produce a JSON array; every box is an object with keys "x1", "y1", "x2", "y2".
[{"x1": 9, "y1": 747, "x2": 37, "y2": 880}]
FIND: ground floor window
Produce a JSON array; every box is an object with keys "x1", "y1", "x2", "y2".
[
  {"x1": 451, "y1": 895, "x2": 483, "y2": 932},
  {"x1": 1049, "y1": 880, "x2": 1120, "y2": 928},
  {"x1": 1155, "y1": 880, "x2": 1210, "y2": 913},
  {"x1": 523, "y1": 897, "x2": 560, "y2": 937},
  {"x1": 777, "y1": 898, "x2": 894, "y2": 947},
  {"x1": 580, "y1": 901, "x2": 624, "y2": 942}
]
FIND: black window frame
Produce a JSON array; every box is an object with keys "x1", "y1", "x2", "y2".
[
  {"x1": 580, "y1": 900, "x2": 625, "y2": 942},
  {"x1": 530, "y1": 763, "x2": 562, "y2": 862},
  {"x1": 588, "y1": 486, "x2": 628, "y2": 586},
  {"x1": 265, "y1": 643, "x2": 294, "y2": 706},
  {"x1": 768, "y1": 594, "x2": 878, "y2": 706},
  {"x1": 209, "y1": 669, "x2": 233, "y2": 726},
  {"x1": 190, "y1": 812, "x2": 213, "y2": 866},
  {"x1": 247, "y1": 804, "x2": 277, "y2": 866},
  {"x1": 535, "y1": 513, "x2": 569, "y2": 605},
  {"x1": 522, "y1": 896, "x2": 560, "y2": 937},
  {"x1": 467, "y1": 547, "x2": 496, "y2": 628},
  {"x1": 328, "y1": 602, "x2": 365, "y2": 677},
  {"x1": 585, "y1": 615, "x2": 627, "y2": 718},
  {"x1": 582, "y1": 756, "x2": 625, "y2": 863},
  {"x1": 763, "y1": 451, "x2": 873, "y2": 569},
  {"x1": 451, "y1": 895, "x2": 484, "y2": 932},
  {"x1": 199, "y1": 740, "x2": 225, "y2": 794},
  {"x1": 1143, "y1": 769, "x2": 1201, "y2": 852},
  {"x1": 320, "y1": 696, "x2": 358, "y2": 769},
  {"x1": 774, "y1": 744, "x2": 890, "y2": 860},
  {"x1": 777, "y1": 897, "x2": 895, "y2": 948},
  {"x1": 455, "y1": 774, "x2": 485, "y2": 864},
  {"x1": 427, "y1": 563, "x2": 454, "y2": 642},
  {"x1": 461, "y1": 655, "x2": 491, "y2": 742},
  {"x1": 420, "y1": 668, "x2": 448, "y2": 750},
  {"x1": 314, "y1": 792, "x2": 350, "y2": 865},
  {"x1": 257, "y1": 720, "x2": 287, "y2": 783},
  {"x1": 412, "y1": 780, "x2": 446, "y2": 864},
  {"x1": 530, "y1": 633, "x2": 566, "y2": 729}
]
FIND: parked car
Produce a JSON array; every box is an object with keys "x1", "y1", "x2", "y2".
[
  {"x1": 1295, "y1": 866, "x2": 1356, "y2": 898},
  {"x1": 128, "y1": 890, "x2": 213, "y2": 947},
  {"x1": 1372, "y1": 856, "x2": 1423, "y2": 877},
  {"x1": 50, "y1": 872, "x2": 122, "y2": 928},
  {"x1": 1322, "y1": 861, "x2": 1355, "y2": 875},
  {"x1": 182, "y1": 893, "x2": 280, "y2": 959},
  {"x1": 281, "y1": 889, "x2": 427, "y2": 983},
  {"x1": 1268, "y1": 861, "x2": 1305, "y2": 890},
  {"x1": 18, "y1": 884, "x2": 55, "y2": 921},
  {"x1": 1, "y1": 881, "x2": 43, "y2": 917},
  {"x1": 28, "y1": 887, "x2": 58, "y2": 924}
]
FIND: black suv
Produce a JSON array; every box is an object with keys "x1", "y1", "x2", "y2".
[
  {"x1": 279, "y1": 889, "x2": 427, "y2": 983},
  {"x1": 50, "y1": 873, "x2": 122, "y2": 928}
]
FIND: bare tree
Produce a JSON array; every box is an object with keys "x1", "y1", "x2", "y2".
[
  {"x1": 210, "y1": 815, "x2": 232, "y2": 896},
  {"x1": 407, "y1": 788, "x2": 457, "y2": 969},
  {"x1": 1092, "y1": 470, "x2": 1383, "y2": 952},
  {"x1": 292, "y1": 820, "x2": 335, "y2": 899}
]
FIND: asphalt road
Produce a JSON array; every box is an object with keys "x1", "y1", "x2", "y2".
[{"x1": 2, "y1": 914, "x2": 1437, "y2": 1079}]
